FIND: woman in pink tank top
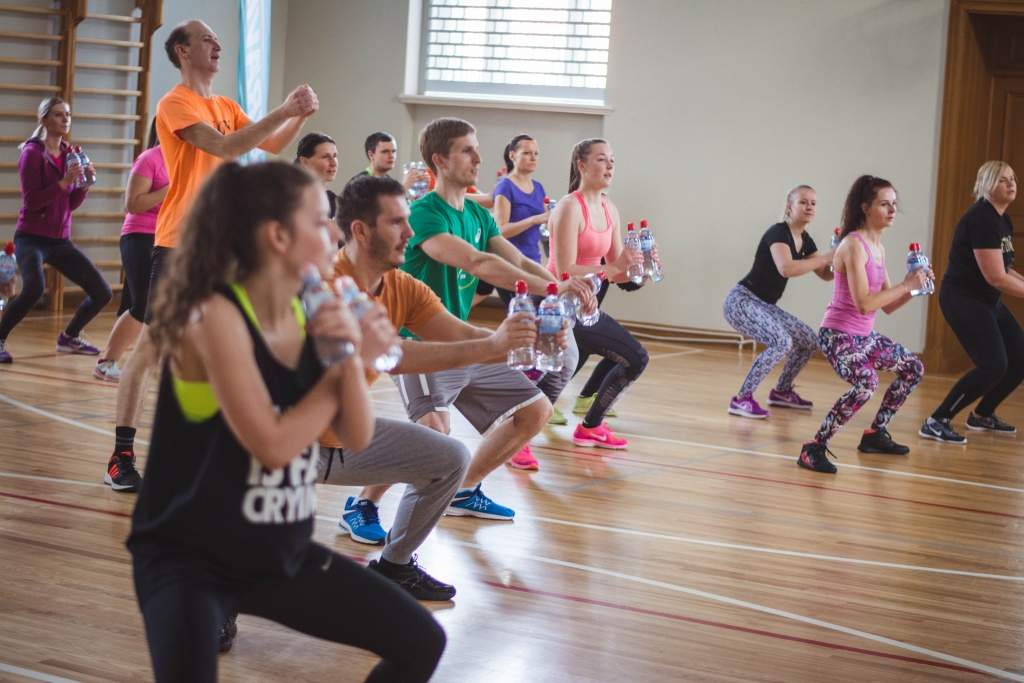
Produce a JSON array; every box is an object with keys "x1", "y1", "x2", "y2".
[
  {"x1": 547, "y1": 138, "x2": 646, "y2": 450},
  {"x1": 798, "y1": 176, "x2": 931, "y2": 473}
]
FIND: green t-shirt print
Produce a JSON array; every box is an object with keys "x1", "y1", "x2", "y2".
[{"x1": 402, "y1": 192, "x2": 500, "y2": 322}]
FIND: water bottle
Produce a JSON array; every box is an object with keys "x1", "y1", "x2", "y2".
[
  {"x1": 507, "y1": 279, "x2": 536, "y2": 370},
  {"x1": 299, "y1": 265, "x2": 356, "y2": 366},
  {"x1": 404, "y1": 161, "x2": 429, "y2": 201},
  {"x1": 906, "y1": 242, "x2": 934, "y2": 297},
  {"x1": 638, "y1": 219, "x2": 662, "y2": 283},
  {"x1": 0, "y1": 241, "x2": 16, "y2": 311},
  {"x1": 559, "y1": 271, "x2": 600, "y2": 328},
  {"x1": 539, "y1": 196, "x2": 553, "y2": 239},
  {"x1": 336, "y1": 277, "x2": 404, "y2": 372},
  {"x1": 624, "y1": 223, "x2": 645, "y2": 285},
  {"x1": 73, "y1": 146, "x2": 96, "y2": 186},
  {"x1": 535, "y1": 282, "x2": 565, "y2": 373},
  {"x1": 827, "y1": 228, "x2": 841, "y2": 273}
]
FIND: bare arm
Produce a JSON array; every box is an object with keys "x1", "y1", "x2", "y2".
[
  {"x1": 178, "y1": 110, "x2": 291, "y2": 161},
  {"x1": 769, "y1": 243, "x2": 833, "y2": 279},
  {"x1": 258, "y1": 115, "x2": 308, "y2": 155},
  {"x1": 420, "y1": 233, "x2": 554, "y2": 296},
  {"x1": 975, "y1": 248, "x2": 1024, "y2": 298},
  {"x1": 468, "y1": 192, "x2": 494, "y2": 209},
  {"x1": 124, "y1": 172, "x2": 168, "y2": 214},
  {"x1": 840, "y1": 241, "x2": 920, "y2": 315},
  {"x1": 494, "y1": 194, "x2": 546, "y2": 239}
]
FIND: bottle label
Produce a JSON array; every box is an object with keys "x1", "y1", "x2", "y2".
[
  {"x1": 639, "y1": 235, "x2": 654, "y2": 251},
  {"x1": 538, "y1": 312, "x2": 562, "y2": 334}
]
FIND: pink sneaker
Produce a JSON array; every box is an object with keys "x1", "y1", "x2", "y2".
[
  {"x1": 572, "y1": 422, "x2": 628, "y2": 450},
  {"x1": 728, "y1": 393, "x2": 769, "y2": 419},
  {"x1": 507, "y1": 444, "x2": 539, "y2": 471},
  {"x1": 768, "y1": 388, "x2": 813, "y2": 410}
]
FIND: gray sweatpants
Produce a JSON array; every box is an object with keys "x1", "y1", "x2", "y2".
[
  {"x1": 536, "y1": 330, "x2": 579, "y2": 405},
  {"x1": 317, "y1": 417, "x2": 470, "y2": 565}
]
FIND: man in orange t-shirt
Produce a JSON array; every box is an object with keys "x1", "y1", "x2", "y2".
[
  {"x1": 105, "y1": 18, "x2": 318, "y2": 495},
  {"x1": 314, "y1": 174, "x2": 537, "y2": 602}
]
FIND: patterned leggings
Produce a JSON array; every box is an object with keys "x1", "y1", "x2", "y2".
[
  {"x1": 814, "y1": 328, "x2": 923, "y2": 445},
  {"x1": 722, "y1": 284, "x2": 817, "y2": 397}
]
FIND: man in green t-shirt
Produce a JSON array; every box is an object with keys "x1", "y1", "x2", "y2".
[{"x1": 391, "y1": 117, "x2": 595, "y2": 518}]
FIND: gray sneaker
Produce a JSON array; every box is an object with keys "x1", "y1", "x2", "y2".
[{"x1": 966, "y1": 413, "x2": 1017, "y2": 434}]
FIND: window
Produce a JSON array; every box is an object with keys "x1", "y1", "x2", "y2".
[{"x1": 418, "y1": 0, "x2": 613, "y2": 106}]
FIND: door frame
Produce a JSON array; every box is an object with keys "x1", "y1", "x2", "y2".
[{"x1": 923, "y1": 0, "x2": 1024, "y2": 374}]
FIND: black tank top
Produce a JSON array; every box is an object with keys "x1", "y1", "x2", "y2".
[{"x1": 127, "y1": 285, "x2": 324, "y2": 580}]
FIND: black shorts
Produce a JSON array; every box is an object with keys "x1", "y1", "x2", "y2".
[
  {"x1": 118, "y1": 233, "x2": 155, "y2": 322},
  {"x1": 144, "y1": 246, "x2": 173, "y2": 324}
]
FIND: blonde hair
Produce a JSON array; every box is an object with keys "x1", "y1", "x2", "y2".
[
  {"x1": 782, "y1": 184, "x2": 814, "y2": 221},
  {"x1": 19, "y1": 97, "x2": 66, "y2": 150},
  {"x1": 973, "y1": 160, "x2": 1012, "y2": 201}
]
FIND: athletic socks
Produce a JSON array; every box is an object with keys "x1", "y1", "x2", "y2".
[{"x1": 115, "y1": 426, "x2": 136, "y2": 453}]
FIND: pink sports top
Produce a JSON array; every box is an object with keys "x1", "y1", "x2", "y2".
[
  {"x1": 820, "y1": 231, "x2": 888, "y2": 336},
  {"x1": 547, "y1": 191, "x2": 615, "y2": 276}
]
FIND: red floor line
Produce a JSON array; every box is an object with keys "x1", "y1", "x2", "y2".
[
  {"x1": 0, "y1": 490, "x2": 995, "y2": 678},
  {"x1": 538, "y1": 444, "x2": 1023, "y2": 520},
  {"x1": 483, "y1": 581, "x2": 985, "y2": 677},
  {"x1": 0, "y1": 367, "x2": 117, "y2": 389}
]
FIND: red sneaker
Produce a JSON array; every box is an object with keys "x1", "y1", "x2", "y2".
[
  {"x1": 572, "y1": 422, "x2": 629, "y2": 450},
  {"x1": 507, "y1": 444, "x2": 539, "y2": 471}
]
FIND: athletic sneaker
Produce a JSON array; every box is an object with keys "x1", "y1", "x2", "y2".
[
  {"x1": 573, "y1": 421, "x2": 629, "y2": 449},
  {"x1": 507, "y1": 444, "x2": 539, "y2": 471},
  {"x1": 0, "y1": 339, "x2": 10, "y2": 364},
  {"x1": 369, "y1": 556, "x2": 456, "y2": 601},
  {"x1": 768, "y1": 388, "x2": 813, "y2": 410},
  {"x1": 93, "y1": 359, "x2": 121, "y2": 382},
  {"x1": 728, "y1": 393, "x2": 769, "y2": 419},
  {"x1": 858, "y1": 427, "x2": 910, "y2": 455},
  {"x1": 56, "y1": 332, "x2": 100, "y2": 355},
  {"x1": 797, "y1": 441, "x2": 837, "y2": 474},
  {"x1": 918, "y1": 417, "x2": 967, "y2": 444},
  {"x1": 966, "y1": 412, "x2": 1017, "y2": 434},
  {"x1": 104, "y1": 450, "x2": 141, "y2": 492},
  {"x1": 218, "y1": 612, "x2": 238, "y2": 653},
  {"x1": 572, "y1": 394, "x2": 616, "y2": 418},
  {"x1": 447, "y1": 484, "x2": 515, "y2": 520},
  {"x1": 548, "y1": 406, "x2": 568, "y2": 425},
  {"x1": 338, "y1": 496, "x2": 387, "y2": 545}
]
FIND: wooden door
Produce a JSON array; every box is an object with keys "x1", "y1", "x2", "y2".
[{"x1": 989, "y1": 75, "x2": 1024, "y2": 324}]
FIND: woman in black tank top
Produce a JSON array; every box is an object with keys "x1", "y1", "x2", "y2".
[{"x1": 128, "y1": 161, "x2": 443, "y2": 683}]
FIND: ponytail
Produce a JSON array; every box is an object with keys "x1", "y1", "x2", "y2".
[
  {"x1": 839, "y1": 175, "x2": 895, "y2": 238},
  {"x1": 503, "y1": 133, "x2": 534, "y2": 174},
  {"x1": 568, "y1": 137, "x2": 607, "y2": 193},
  {"x1": 19, "y1": 96, "x2": 66, "y2": 150}
]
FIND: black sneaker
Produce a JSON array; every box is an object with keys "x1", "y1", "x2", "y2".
[
  {"x1": 104, "y1": 450, "x2": 142, "y2": 492},
  {"x1": 918, "y1": 417, "x2": 967, "y2": 444},
  {"x1": 369, "y1": 556, "x2": 456, "y2": 601},
  {"x1": 966, "y1": 412, "x2": 1017, "y2": 434},
  {"x1": 858, "y1": 427, "x2": 910, "y2": 455},
  {"x1": 797, "y1": 441, "x2": 837, "y2": 474},
  {"x1": 218, "y1": 612, "x2": 238, "y2": 653}
]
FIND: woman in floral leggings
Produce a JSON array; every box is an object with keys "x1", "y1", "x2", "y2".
[{"x1": 798, "y1": 175, "x2": 931, "y2": 474}]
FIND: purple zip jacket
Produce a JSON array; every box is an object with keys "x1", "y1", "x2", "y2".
[{"x1": 16, "y1": 138, "x2": 89, "y2": 240}]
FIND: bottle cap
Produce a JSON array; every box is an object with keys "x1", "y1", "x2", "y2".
[
  {"x1": 515, "y1": 279, "x2": 528, "y2": 294},
  {"x1": 909, "y1": 242, "x2": 920, "y2": 251},
  {"x1": 545, "y1": 196, "x2": 551, "y2": 204},
  {"x1": 546, "y1": 282, "x2": 559, "y2": 295},
  {"x1": 627, "y1": 222, "x2": 635, "y2": 231},
  {"x1": 640, "y1": 219, "x2": 648, "y2": 228},
  {"x1": 596, "y1": 271, "x2": 606, "y2": 280},
  {"x1": 560, "y1": 271, "x2": 570, "y2": 281},
  {"x1": 833, "y1": 227, "x2": 841, "y2": 235},
  {"x1": 3, "y1": 241, "x2": 13, "y2": 256}
]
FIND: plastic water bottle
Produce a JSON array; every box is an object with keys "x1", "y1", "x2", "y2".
[
  {"x1": 624, "y1": 223, "x2": 645, "y2": 285},
  {"x1": 829, "y1": 227, "x2": 841, "y2": 250},
  {"x1": 535, "y1": 282, "x2": 565, "y2": 373},
  {"x1": 539, "y1": 196, "x2": 553, "y2": 239},
  {"x1": 638, "y1": 219, "x2": 662, "y2": 283},
  {"x1": 0, "y1": 241, "x2": 16, "y2": 311},
  {"x1": 73, "y1": 146, "x2": 96, "y2": 186},
  {"x1": 906, "y1": 242, "x2": 934, "y2": 296},
  {"x1": 507, "y1": 279, "x2": 536, "y2": 370},
  {"x1": 404, "y1": 161, "x2": 429, "y2": 201},
  {"x1": 299, "y1": 266, "x2": 356, "y2": 366},
  {"x1": 559, "y1": 271, "x2": 600, "y2": 328},
  {"x1": 336, "y1": 278, "x2": 404, "y2": 372}
]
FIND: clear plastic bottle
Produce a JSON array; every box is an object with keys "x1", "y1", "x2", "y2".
[
  {"x1": 299, "y1": 266, "x2": 356, "y2": 366},
  {"x1": 0, "y1": 241, "x2": 16, "y2": 311},
  {"x1": 539, "y1": 196, "x2": 553, "y2": 239},
  {"x1": 335, "y1": 278, "x2": 404, "y2": 372},
  {"x1": 507, "y1": 279, "x2": 536, "y2": 370},
  {"x1": 827, "y1": 227, "x2": 841, "y2": 274},
  {"x1": 559, "y1": 271, "x2": 601, "y2": 327},
  {"x1": 624, "y1": 223, "x2": 645, "y2": 285},
  {"x1": 73, "y1": 145, "x2": 96, "y2": 186},
  {"x1": 403, "y1": 161, "x2": 429, "y2": 201},
  {"x1": 535, "y1": 282, "x2": 565, "y2": 373},
  {"x1": 906, "y1": 242, "x2": 934, "y2": 296},
  {"x1": 638, "y1": 219, "x2": 662, "y2": 283}
]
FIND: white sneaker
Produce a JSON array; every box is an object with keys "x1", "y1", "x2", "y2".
[{"x1": 93, "y1": 359, "x2": 121, "y2": 382}]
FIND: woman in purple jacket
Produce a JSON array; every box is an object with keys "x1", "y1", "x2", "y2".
[{"x1": 0, "y1": 97, "x2": 111, "y2": 363}]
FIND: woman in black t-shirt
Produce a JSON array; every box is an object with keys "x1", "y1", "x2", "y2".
[
  {"x1": 722, "y1": 185, "x2": 835, "y2": 418},
  {"x1": 129, "y1": 161, "x2": 444, "y2": 682},
  {"x1": 295, "y1": 131, "x2": 339, "y2": 220},
  {"x1": 919, "y1": 161, "x2": 1023, "y2": 443}
]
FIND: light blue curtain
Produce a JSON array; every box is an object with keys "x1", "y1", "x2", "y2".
[{"x1": 238, "y1": 0, "x2": 271, "y2": 164}]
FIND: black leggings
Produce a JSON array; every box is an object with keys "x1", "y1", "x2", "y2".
[
  {"x1": 117, "y1": 233, "x2": 155, "y2": 322},
  {"x1": 932, "y1": 286, "x2": 1024, "y2": 420},
  {"x1": 133, "y1": 543, "x2": 445, "y2": 683},
  {"x1": 572, "y1": 280, "x2": 616, "y2": 393},
  {"x1": 570, "y1": 309, "x2": 648, "y2": 426},
  {"x1": 0, "y1": 233, "x2": 112, "y2": 340}
]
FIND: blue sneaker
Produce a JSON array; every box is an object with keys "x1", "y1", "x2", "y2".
[
  {"x1": 447, "y1": 484, "x2": 515, "y2": 520},
  {"x1": 338, "y1": 496, "x2": 387, "y2": 545}
]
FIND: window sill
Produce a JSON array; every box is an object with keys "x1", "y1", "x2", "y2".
[{"x1": 398, "y1": 93, "x2": 612, "y2": 116}]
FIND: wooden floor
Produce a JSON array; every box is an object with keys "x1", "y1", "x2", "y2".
[{"x1": 1, "y1": 309, "x2": 1022, "y2": 682}]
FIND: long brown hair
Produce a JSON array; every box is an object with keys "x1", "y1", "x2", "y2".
[
  {"x1": 19, "y1": 96, "x2": 66, "y2": 150},
  {"x1": 149, "y1": 161, "x2": 317, "y2": 356},
  {"x1": 839, "y1": 175, "x2": 895, "y2": 238},
  {"x1": 568, "y1": 138, "x2": 607, "y2": 193}
]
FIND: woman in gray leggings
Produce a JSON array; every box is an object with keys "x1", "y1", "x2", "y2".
[{"x1": 722, "y1": 185, "x2": 834, "y2": 419}]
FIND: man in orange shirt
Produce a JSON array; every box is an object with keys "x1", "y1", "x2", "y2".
[{"x1": 105, "y1": 19, "x2": 318, "y2": 494}]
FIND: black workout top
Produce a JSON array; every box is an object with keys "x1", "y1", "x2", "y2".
[
  {"x1": 738, "y1": 222, "x2": 818, "y2": 305},
  {"x1": 127, "y1": 284, "x2": 325, "y2": 581},
  {"x1": 942, "y1": 198, "x2": 1015, "y2": 305}
]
